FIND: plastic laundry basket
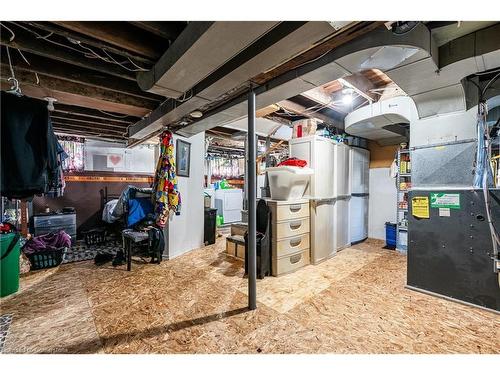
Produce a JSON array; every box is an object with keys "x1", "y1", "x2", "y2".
[{"x1": 1, "y1": 232, "x2": 21, "y2": 297}]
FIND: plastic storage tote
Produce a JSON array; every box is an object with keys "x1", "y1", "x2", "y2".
[
  {"x1": 266, "y1": 166, "x2": 314, "y2": 200},
  {"x1": 1, "y1": 232, "x2": 20, "y2": 297}
]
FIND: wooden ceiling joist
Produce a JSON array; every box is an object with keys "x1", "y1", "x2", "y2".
[
  {"x1": 128, "y1": 21, "x2": 187, "y2": 41},
  {"x1": 0, "y1": 66, "x2": 157, "y2": 110},
  {"x1": 0, "y1": 50, "x2": 162, "y2": 101},
  {"x1": 50, "y1": 114, "x2": 129, "y2": 130},
  {"x1": 0, "y1": 26, "x2": 136, "y2": 81},
  {"x1": 0, "y1": 81, "x2": 151, "y2": 117},
  {"x1": 52, "y1": 103, "x2": 139, "y2": 124},
  {"x1": 53, "y1": 127, "x2": 125, "y2": 140},
  {"x1": 51, "y1": 120, "x2": 126, "y2": 135},
  {"x1": 278, "y1": 99, "x2": 338, "y2": 125},
  {"x1": 52, "y1": 21, "x2": 169, "y2": 60},
  {"x1": 25, "y1": 22, "x2": 154, "y2": 66}
]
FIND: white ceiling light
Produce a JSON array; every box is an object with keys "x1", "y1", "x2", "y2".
[
  {"x1": 341, "y1": 88, "x2": 354, "y2": 105},
  {"x1": 360, "y1": 46, "x2": 419, "y2": 71},
  {"x1": 190, "y1": 110, "x2": 203, "y2": 118}
]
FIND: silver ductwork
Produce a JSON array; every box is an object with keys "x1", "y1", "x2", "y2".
[
  {"x1": 129, "y1": 21, "x2": 339, "y2": 141},
  {"x1": 132, "y1": 22, "x2": 500, "y2": 141}
]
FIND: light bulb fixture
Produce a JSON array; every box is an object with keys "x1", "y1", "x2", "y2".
[
  {"x1": 44, "y1": 97, "x2": 57, "y2": 111},
  {"x1": 342, "y1": 94, "x2": 353, "y2": 105},
  {"x1": 189, "y1": 110, "x2": 203, "y2": 118},
  {"x1": 341, "y1": 88, "x2": 354, "y2": 105}
]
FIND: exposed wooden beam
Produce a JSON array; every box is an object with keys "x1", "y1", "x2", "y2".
[
  {"x1": 128, "y1": 21, "x2": 186, "y2": 41},
  {"x1": 0, "y1": 25, "x2": 136, "y2": 81},
  {"x1": 51, "y1": 120, "x2": 126, "y2": 135},
  {"x1": 1, "y1": 65, "x2": 157, "y2": 112},
  {"x1": 0, "y1": 81, "x2": 151, "y2": 117},
  {"x1": 52, "y1": 22, "x2": 168, "y2": 60},
  {"x1": 53, "y1": 103, "x2": 139, "y2": 123},
  {"x1": 339, "y1": 75, "x2": 377, "y2": 102},
  {"x1": 53, "y1": 126, "x2": 125, "y2": 140},
  {"x1": 50, "y1": 114, "x2": 130, "y2": 130},
  {"x1": 278, "y1": 99, "x2": 341, "y2": 126},
  {"x1": 300, "y1": 87, "x2": 349, "y2": 115},
  {"x1": 25, "y1": 22, "x2": 154, "y2": 66},
  {"x1": 0, "y1": 50, "x2": 162, "y2": 101},
  {"x1": 256, "y1": 104, "x2": 280, "y2": 118}
]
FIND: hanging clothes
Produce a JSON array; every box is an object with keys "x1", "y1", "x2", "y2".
[
  {"x1": 1, "y1": 92, "x2": 59, "y2": 200},
  {"x1": 46, "y1": 142, "x2": 68, "y2": 198},
  {"x1": 151, "y1": 131, "x2": 181, "y2": 228}
]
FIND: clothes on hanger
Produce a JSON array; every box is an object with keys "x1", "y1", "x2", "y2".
[
  {"x1": 1, "y1": 92, "x2": 60, "y2": 200},
  {"x1": 151, "y1": 130, "x2": 181, "y2": 228},
  {"x1": 46, "y1": 142, "x2": 68, "y2": 198}
]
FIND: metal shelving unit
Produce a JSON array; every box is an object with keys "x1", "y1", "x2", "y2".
[{"x1": 396, "y1": 149, "x2": 411, "y2": 253}]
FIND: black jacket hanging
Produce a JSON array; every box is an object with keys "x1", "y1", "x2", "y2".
[{"x1": 1, "y1": 92, "x2": 58, "y2": 199}]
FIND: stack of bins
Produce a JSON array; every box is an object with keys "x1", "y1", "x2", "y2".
[{"x1": 268, "y1": 199, "x2": 310, "y2": 276}]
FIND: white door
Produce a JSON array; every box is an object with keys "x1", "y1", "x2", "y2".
[
  {"x1": 349, "y1": 195, "x2": 369, "y2": 243},
  {"x1": 334, "y1": 197, "x2": 351, "y2": 250},
  {"x1": 350, "y1": 148, "x2": 370, "y2": 194},
  {"x1": 334, "y1": 144, "x2": 351, "y2": 197},
  {"x1": 310, "y1": 199, "x2": 335, "y2": 264}
]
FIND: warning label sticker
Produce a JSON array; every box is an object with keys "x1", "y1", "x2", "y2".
[
  {"x1": 412, "y1": 196, "x2": 430, "y2": 219},
  {"x1": 430, "y1": 193, "x2": 460, "y2": 209}
]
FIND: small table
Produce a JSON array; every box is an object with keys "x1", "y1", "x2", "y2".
[{"x1": 122, "y1": 230, "x2": 149, "y2": 271}]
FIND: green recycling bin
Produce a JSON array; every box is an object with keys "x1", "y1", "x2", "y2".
[{"x1": 1, "y1": 232, "x2": 20, "y2": 297}]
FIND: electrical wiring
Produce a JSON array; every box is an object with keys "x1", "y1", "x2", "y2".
[
  {"x1": 7, "y1": 22, "x2": 149, "y2": 73},
  {"x1": 177, "y1": 89, "x2": 194, "y2": 103},
  {"x1": 15, "y1": 48, "x2": 40, "y2": 84},
  {"x1": 5, "y1": 46, "x2": 15, "y2": 79},
  {"x1": 9, "y1": 21, "x2": 87, "y2": 55},
  {"x1": 475, "y1": 101, "x2": 500, "y2": 275},
  {"x1": 0, "y1": 22, "x2": 16, "y2": 41},
  {"x1": 482, "y1": 72, "x2": 500, "y2": 96},
  {"x1": 97, "y1": 109, "x2": 131, "y2": 118}
]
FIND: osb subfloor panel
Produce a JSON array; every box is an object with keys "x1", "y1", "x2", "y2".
[{"x1": 1, "y1": 237, "x2": 499, "y2": 354}]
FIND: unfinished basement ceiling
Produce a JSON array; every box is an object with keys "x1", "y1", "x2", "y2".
[
  {"x1": 128, "y1": 21, "x2": 382, "y2": 143},
  {"x1": 179, "y1": 22, "x2": 500, "y2": 140},
  {"x1": 0, "y1": 21, "x2": 188, "y2": 141}
]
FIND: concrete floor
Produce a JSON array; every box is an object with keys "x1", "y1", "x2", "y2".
[{"x1": 1, "y1": 237, "x2": 499, "y2": 354}]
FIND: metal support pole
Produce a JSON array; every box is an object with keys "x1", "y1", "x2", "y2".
[{"x1": 247, "y1": 90, "x2": 257, "y2": 310}]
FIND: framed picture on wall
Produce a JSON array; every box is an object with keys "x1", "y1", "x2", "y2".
[{"x1": 176, "y1": 139, "x2": 191, "y2": 177}]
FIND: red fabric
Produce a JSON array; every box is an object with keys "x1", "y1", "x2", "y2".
[{"x1": 277, "y1": 158, "x2": 308, "y2": 167}]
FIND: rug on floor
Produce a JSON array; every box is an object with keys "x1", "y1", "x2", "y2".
[
  {"x1": 0, "y1": 314, "x2": 13, "y2": 353},
  {"x1": 63, "y1": 241, "x2": 122, "y2": 263}
]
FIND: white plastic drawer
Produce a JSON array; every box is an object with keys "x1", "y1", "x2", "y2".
[
  {"x1": 272, "y1": 233, "x2": 310, "y2": 258},
  {"x1": 272, "y1": 249, "x2": 310, "y2": 276},
  {"x1": 272, "y1": 217, "x2": 310, "y2": 240},
  {"x1": 269, "y1": 202, "x2": 309, "y2": 222}
]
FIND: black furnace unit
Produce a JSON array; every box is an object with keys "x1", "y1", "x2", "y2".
[{"x1": 407, "y1": 189, "x2": 500, "y2": 312}]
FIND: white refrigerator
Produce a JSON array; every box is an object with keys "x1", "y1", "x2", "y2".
[
  {"x1": 290, "y1": 136, "x2": 351, "y2": 263},
  {"x1": 349, "y1": 147, "x2": 370, "y2": 243}
]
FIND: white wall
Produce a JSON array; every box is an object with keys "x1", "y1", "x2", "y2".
[
  {"x1": 368, "y1": 168, "x2": 397, "y2": 240},
  {"x1": 165, "y1": 132, "x2": 205, "y2": 259},
  {"x1": 84, "y1": 140, "x2": 156, "y2": 173}
]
